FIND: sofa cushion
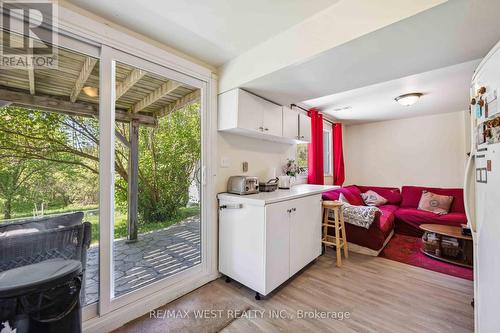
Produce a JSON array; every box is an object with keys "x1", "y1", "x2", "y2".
[
  {"x1": 379, "y1": 204, "x2": 399, "y2": 214},
  {"x1": 322, "y1": 190, "x2": 340, "y2": 201},
  {"x1": 322, "y1": 185, "x2": 364, "y2": 206},
  {"x1": 361, "y1": 190, "x2": 388, "y2": 206},
  {"x1": 0, "y1": 212, "x2": 84, "y2": 238},
  {"x1": 377, "y1": 205, "x2": 398, "y2": 234},
  {"x1": 356, "y1": 185, "x2": 402, "y2": 205},
  {"x1": 341, "y1": 205, "x2": 395, "y2": 251},
  {"x1": 418, "y1": 191, "x2": 454, "y2": 215},
  {"x1": 395, "y1": 208, "x2": 466, "y2": 229},
  {"x1": 401, "y1": 186, "x2": 465, "y2": 213},
  {"x1": 342, "y1": 186, "x2": 365, "y2": 206}
]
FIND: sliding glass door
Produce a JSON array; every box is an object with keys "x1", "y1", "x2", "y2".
[
  {"x1": 1, "y1": 25, "x2": 212, "y2": 321},
  {"x1": 98, "y1": 46, "x2": 206, "y2": 314}
]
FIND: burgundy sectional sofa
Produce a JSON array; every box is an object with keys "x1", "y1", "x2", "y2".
[
  {"x1": 322, "y1": 185, "x2": 466, "y2": 256},
  {"x1": 322, "y1": 185, "x2": 401, "y2": 256},
  {"x1": 394, "y1": 186, "x2": 467, "y2": 237}
]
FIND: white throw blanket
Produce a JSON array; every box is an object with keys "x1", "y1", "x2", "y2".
[{"x1": 328, "y1": 203, "x2": 380, "y2": 229}]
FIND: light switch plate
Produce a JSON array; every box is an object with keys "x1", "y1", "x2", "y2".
[{"x1": 221, "y1": 157, "x2": 230, "y2": 168}]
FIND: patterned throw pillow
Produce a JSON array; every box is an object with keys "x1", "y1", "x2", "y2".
[
  {"x1": 361, "y1": 190, "x2": 388, "y2": 207},
  {"x1": 418, "y1": 191, "x2": 454, "y2": 215}
]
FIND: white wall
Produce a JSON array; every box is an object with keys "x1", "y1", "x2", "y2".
[
  {"x1": 344, "y1": 111, "x2": 467, "y2": 188},
  {"x1": 216, "y1": 132, "x2": 296, "y2": 193}
]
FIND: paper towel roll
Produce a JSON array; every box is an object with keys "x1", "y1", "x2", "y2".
[{"x1": 267, "y1": 167, "x2": 276, "y2": 180}]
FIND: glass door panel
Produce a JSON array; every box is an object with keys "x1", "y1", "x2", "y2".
[
  {"x1": 0, "y1": 31, "x2": 100, "y2": 309},
  {"x1": 108, "y1": 57, "x2": 202, "y2": 301}
]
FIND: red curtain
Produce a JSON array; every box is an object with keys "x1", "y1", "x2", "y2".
[
  {"x1": 307, "y1": 109, "x2": 324, "y2": 185},
  {"x1": 332, "y1": 123, "x2": 345, "y2": 186}
]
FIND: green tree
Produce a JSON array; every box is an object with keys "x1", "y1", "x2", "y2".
[
  {"x1": 136, "y1": 104, "x2": 201, "y2": 222},
  {"x1": 0, "y1": 158, "x2": 49, "y2": 219},
  {"x1": 0, "y1": 104, "x2": 201, "y2": 223}
]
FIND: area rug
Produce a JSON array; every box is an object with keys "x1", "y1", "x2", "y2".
[{"x1": 380, "y1": 233, "x2": 473, "y2": 280}]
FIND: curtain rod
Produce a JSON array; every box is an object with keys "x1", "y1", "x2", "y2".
[{"x1": 290, "y1": 104, "x2": 335, "y2": 125}]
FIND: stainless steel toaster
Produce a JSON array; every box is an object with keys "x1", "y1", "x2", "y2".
[{"x1": 227, "y1": 176, "x2": 259, "y2": 195}]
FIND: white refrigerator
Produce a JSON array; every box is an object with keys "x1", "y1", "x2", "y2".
[{"x1": 464, "y1": 41, "x2": 500, "y2": 333}]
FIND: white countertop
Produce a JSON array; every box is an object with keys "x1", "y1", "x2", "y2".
[{"x1": 217, "y1": 184, "x2": 338, "y2": 206}]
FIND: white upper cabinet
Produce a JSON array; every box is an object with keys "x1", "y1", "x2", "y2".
[
  {"x1": 299, "y1": 112, "x2": 311, "y2": 142},
  {"x1": 282, "y1": 106, "x2": 299, "y2": 140},
  {"x1": 219, "y1": 88, "x2": 283, "y2": 140},
  {"x1": 262, "y1": 102, "x2": 283, "y2": 137},
  {"x1": 282, "y1": 106, "x2": 311, "y2": 143},
  {"x1": 236, "y1": 89, "x2": 265, "y2": 132},
  {"x1": 218, "y1": 89, "x2": 312, "y2": 143}
]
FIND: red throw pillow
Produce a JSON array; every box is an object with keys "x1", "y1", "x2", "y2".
[
  {"x1": 341, "y1": 186, "x2": 364, "y2": 206},
  {"x1": 417, "y1": 191, "x2": 454, "y2": 215}
]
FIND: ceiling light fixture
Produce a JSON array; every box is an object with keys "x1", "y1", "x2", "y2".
[
  {"x1": 82, "y1": 86, "x2": 99, "y2": 98},
  {"x1": 332, "y1": 106, "x2": 352, "y2": 112},
  {"x1": 395, "y1": 93, "x2": 423, "y2": 106}
]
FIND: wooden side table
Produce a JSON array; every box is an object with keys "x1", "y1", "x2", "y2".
[
  {"x1": 420, "y1": 224, "x2": 473, "y2": 268},
  {"x1": 322, "y1": 200, "x2": 348, "y2": 267}
]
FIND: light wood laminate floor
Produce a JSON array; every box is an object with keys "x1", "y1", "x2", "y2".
[{"x1": 114, "y1": 249, "x2": 474, "y2": 333}]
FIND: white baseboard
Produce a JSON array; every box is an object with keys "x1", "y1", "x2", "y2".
[{"x1": 83, "y1": 272, "x2": 219, "y2": 333}]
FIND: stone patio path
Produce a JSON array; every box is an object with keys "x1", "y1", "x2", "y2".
[{"x1": 84, "y1": 216, "x2": 200, "y2": 305}]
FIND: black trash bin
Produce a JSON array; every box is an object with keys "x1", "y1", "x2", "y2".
[{"x1": 0, "y1": 259, "x2": 82, "y2": 333}]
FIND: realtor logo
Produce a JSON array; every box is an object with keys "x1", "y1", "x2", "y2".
[{"x1": 0, "y1": 0, "x2": 58, "y2": 69}]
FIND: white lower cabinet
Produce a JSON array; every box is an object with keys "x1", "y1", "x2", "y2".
[
  {"x1": 264, "y1": 200, "x2": 290, "y2": 293},
  {"x1": 288, "y1": 195, "x2": 322, "y2": 275},
  {"x1": 218, "y1": 193, "x2": 322, "y2": 296}
]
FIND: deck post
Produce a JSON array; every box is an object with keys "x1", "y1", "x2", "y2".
[{"x1": 127, "y1": 120, "x2": 139, "y2": 242}]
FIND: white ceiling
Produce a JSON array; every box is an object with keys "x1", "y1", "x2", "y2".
[
  {"x1": 241, "y1": 0, "x2": 500, "y2": 114},
  {"x1": 302, "y1": 60, "x2": 480, "y2": 124},
  {"x1": 65, "y1": 0, "x2": 340, "y2": 66}
]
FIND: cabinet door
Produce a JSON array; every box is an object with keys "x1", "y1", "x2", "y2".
[
  {"x1": 282, "y1": 106, "x2": 299, "y2": 140},
  {"x1": 263, "y1": 102, "x2": 283, "y2": 137},
  {"x1": 237, "y1": 89, "x2": 264, "y2": 132},
  {"x1": 265, "y1": 200, "x2": 290, "y2": 294},
  {"x1": 289, "y1": 195, "x2": 322, "y2": 276},
  {"x1": 299, "y1": 113, "x2": 311, "y2": 142},
  {"x1": 219, "y1": 200, "x2": 266, "y2": 293}
]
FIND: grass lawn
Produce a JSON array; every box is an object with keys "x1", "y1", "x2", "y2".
[
  {"x1": 85, "y1": 206, "x2": 200, "y2": 245},
  {"x1": 1, "y1": 204, "x2": 99, "y2": 222}
]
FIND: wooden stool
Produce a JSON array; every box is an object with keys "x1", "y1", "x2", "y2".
[{"x1": 322, "y1": 200, "x2": 348, "y2": 267}]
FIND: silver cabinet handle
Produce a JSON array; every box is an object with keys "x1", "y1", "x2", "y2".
[{"x1": 219, "y1": 204, "x2": 243, "y2": 210}]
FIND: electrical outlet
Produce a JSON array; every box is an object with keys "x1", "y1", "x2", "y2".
[{"x1": 242, "y1": 161, "x2": 248, "y2": 172}]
